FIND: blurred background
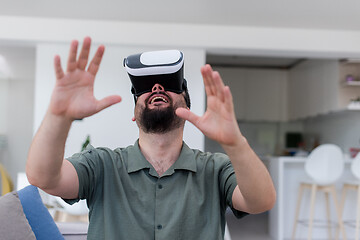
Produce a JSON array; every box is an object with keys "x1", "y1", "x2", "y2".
[{"x1": 1, "y1": 1, "x2": 360, "y2": 239}]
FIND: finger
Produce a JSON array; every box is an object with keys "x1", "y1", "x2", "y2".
[
  {"x1": 207, "y1": 65, "x2": 219, "y2": 97},
  {"x1": 201, "y1": 64, "x2": 216, "y2": 96},
  {"x1": 224, "y1": 86, "x2": 235, "y2": 113},
  {"x1": 54, "y1": 55, "x2": 64, "y2": 80},
  {"x1": 200, "y1": 65, "x2": 212, "y2": 96},
  {"x1": 95, "y1": 95, "x2": 122, "y2": 113},
  {"x1": 77, "y1": 37, "x2": 92, "y2": 70},
  {"x1": 212, "y1": 71, "x2": 225, "y2": 102},
  {"x1": 66, "y1": 40, "x2": 79, "y2": 72},
  {"x1": 87, "y1": 45, "x2": 105, "y2": 76},
  {"x1": 175, "y1": 108, "x2": 200, "y2": 126}
]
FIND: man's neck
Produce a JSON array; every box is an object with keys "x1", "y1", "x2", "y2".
[{"x1": 138, "y1": 128, "x2": 184, "y2": 176}]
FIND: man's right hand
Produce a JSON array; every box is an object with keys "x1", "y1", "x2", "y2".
[
  {"x1": 50, "y1": 36, "x2": 122, "y2": 121},
  {"x1": 26, "y1": 37, "x2": 122, "y2": 199}
]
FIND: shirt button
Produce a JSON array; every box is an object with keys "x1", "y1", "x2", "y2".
[
  {"x1": 158, "y1": 184, "x2": 163, "y2": 189},
  {"x1": 157, "y1": 225, "x2": 163, "y2": 230}
]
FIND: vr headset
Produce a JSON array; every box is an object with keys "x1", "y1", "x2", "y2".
[{"x1": 124, "y1": 50, "x2": 187, "y2": 97}]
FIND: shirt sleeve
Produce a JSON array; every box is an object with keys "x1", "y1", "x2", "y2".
[
  {"x1": 218, "y1": 155, "x2": 249, "y2": 219},
  {"x1": 63, "y1": 144, "x2": 103, "y2": 206}
]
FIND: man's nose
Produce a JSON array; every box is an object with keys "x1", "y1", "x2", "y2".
[{"x1": 152, "y1": 84, "x2": 165, "y2": 93}]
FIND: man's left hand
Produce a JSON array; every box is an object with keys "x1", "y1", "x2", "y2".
[{"x1": 176, "y1": 64, "x2": 242, "y2": 148}]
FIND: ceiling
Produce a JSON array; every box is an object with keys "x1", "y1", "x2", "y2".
[
  {"x1": 1, "y1": 0, "x2": 360, "y2": 31},
  {"x1": 1, "y1": 0, "x2": 359, "y2": 67}
]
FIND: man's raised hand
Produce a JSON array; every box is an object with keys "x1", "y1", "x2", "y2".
[
  {"x1": 176, "y1": 64, "x2": 242, "y2": 148},
  {"x1": 50, "y1": 37, "x2": 122, "y2": 121}
]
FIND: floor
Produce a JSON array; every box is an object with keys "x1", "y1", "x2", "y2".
[
  {"x1": 226, "y1": 211, "x2": 357, "y2": 240},
  {"x1": 226, "y1": 210, "x2": 272, "y2": 240}
]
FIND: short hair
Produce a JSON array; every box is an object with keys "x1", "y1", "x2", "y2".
[{"x1": 183, "y1": 87, "x2": 191, "y2": 109}]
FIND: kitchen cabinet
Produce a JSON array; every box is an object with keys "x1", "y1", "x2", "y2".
[
  {"x1": 213, "y1": 66, "x2": 288, "y2": 121},
  {"x1": 288, "y1": 59, "x2": 360, "y2": 120},
  {"x1": 214, "y1": 59, "x2": 360, "y2": 122}
]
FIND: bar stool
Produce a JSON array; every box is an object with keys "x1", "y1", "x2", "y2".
[
  {"x1": 291, "y1": 144, "x2": 346, "y2": 240},
  {"x1": 339, "y1": 152, "x2": 360, "y2": 240}
]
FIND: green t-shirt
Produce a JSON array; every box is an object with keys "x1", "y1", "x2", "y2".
[{"x1": 66, "y1": 140, "x2": 247, "y2": 240}]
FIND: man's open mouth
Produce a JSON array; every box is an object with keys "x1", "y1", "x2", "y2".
[
  {"x1": 150, "y1": 96, "x2": 168, "y2": 104},
  {"x1": 148, "y1": 93, "x2": 170, "y2": 105}
]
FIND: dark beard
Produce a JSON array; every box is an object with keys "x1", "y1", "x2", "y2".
[
  {"x1": 139, "y1": 105, "x2": 184, "y2": 133},
  {"x1": 137, "y1": 94, "x2": 185, "y2": 134}
]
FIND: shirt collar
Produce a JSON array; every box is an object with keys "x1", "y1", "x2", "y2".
[
  {"x1": 127, "y1": 140, "x2": 152, "y2": 174},
  {"x1": 127, "y1": 140, "x2": 197, "y2": 175}
]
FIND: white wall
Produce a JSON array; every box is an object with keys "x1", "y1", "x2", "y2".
[
  {"x1": 0, "y1": 77, "x2": 9, "y2": 170},
  {"x1": 0, "y1": 78, "x2": 8, "y2": 134},
  {"x1": 0, "y1": 46, "x2": 35, "y2": 184},
  {"x1": 35, "y1": 43, "x2": 205, "y2": 157}
]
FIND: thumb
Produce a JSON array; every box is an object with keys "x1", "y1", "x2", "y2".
[
  {"x1": 96, "y1": 95, "x2": 122, "y2": 113},
  {"x1": 176, "y1": 108, "x2": 200, "y2": 126}
]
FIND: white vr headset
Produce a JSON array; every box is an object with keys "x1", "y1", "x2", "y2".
[{"x1": 124, "y1": 50, "x2": 188, "y2": 97}]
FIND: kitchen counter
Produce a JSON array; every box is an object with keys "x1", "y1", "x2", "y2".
[{"x1": 265, "y1": 156, "x2": 355, "y2": 240}]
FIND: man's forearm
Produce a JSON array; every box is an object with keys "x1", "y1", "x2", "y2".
[
  {"x1": 26, "y1": 110, "x2": 72, "y2": 189},
  {"x1": 223, "y1": 136, "x2": 276, "y2": 213}
]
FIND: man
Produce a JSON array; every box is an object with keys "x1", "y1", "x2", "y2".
[{"x1": 26, "y1": 37, "x2": 276, "y2": 239}]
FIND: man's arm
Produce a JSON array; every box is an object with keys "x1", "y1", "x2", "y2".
[
  {"x1": 223, "y1": 137, "x2": 276, "y2": 214},
  {"x1": 26, "y1": 112, "x2": 78, "y2": 199},
  {"x1": 176, "y1": 64, "x2": 276, "y2": 214},
  {"x1": 26, "y1": 37, "x2": 121, "y2": 199}
]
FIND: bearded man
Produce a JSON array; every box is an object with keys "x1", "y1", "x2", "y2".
[{"x1": 26, "y1": 37, "x2": 276, "y2": 240}]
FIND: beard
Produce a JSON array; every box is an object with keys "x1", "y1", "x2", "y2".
[{"x1": 136, "y1": 93, "x2": 185, "y2": 134}]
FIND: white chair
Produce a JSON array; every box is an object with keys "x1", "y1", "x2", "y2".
[
  {"x1": 17, "y1": 172, "x2": 89, "y2": 223},
  {"x1": 291, "y1": 144, "x2": 346, "y2": 240},
  {"x1": 339, "y1": 152, "x2": 360, "y2": 240},
  {"x1": 53, "y1": 197, "x2": 89, "y2": 223}
]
